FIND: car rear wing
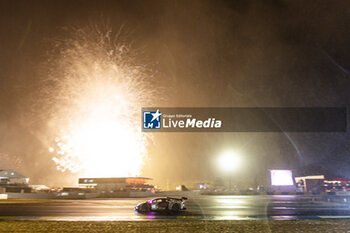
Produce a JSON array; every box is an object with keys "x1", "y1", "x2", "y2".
[{"x1": 166, "y1": 196, "x2": 188, "y2": 201}]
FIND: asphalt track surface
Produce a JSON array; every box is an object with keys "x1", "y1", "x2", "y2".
[{"x1": 1, "y1": 195, "x2": 350, "y2": 221}]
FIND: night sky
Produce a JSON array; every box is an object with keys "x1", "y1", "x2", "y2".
[{"x1": 1, "y1": 0, "x2": 350, "y2": 188}]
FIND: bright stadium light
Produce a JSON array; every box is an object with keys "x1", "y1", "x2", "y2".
[{"x1": 218, "y1": 150, "x2": 242, "y2": 172}]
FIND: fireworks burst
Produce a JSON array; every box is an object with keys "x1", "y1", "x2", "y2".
[{"x1": 41, "y1": 25, "x2": 154, "y2": 177}]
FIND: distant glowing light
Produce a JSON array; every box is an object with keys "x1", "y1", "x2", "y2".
[
  {"x1": 218, "y1": 150, "x2": 242, "y2": 172},
  {"x1": 270, "y1": 170, "x2": 294, "y2": 186}
]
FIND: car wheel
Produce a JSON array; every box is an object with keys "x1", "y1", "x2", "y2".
[
  {"x1": 140, "y1": 203, "x2": 151, "y2": 212},
  {"x1": 171, "y1": 203, "x2": 180, "y2": 212}
]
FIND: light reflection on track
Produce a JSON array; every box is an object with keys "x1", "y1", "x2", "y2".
[{"x1": 1, "y1": 195, "x2": 350, "y2": 221}]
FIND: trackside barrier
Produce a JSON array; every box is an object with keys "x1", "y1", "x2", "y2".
[{"x1": 201, "y1": 191, "x2": 350, "y2": 196}]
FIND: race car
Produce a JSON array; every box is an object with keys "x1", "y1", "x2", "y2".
[{"x1": 135, "y1": 197, "x2": 187, "y2": 213}]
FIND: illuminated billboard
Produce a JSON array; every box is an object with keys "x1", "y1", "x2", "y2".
[{"x1": 270, "y1": 170, "x2": 294, "y2": 186}]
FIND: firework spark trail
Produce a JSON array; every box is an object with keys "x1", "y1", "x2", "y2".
[{"x1": 41, "y1": 26, "x2": 154, "y2": 177}]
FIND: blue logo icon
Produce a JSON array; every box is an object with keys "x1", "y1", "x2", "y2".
[{"x1": 143, "y1": 109, "x2": 161, "y2": 129}]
